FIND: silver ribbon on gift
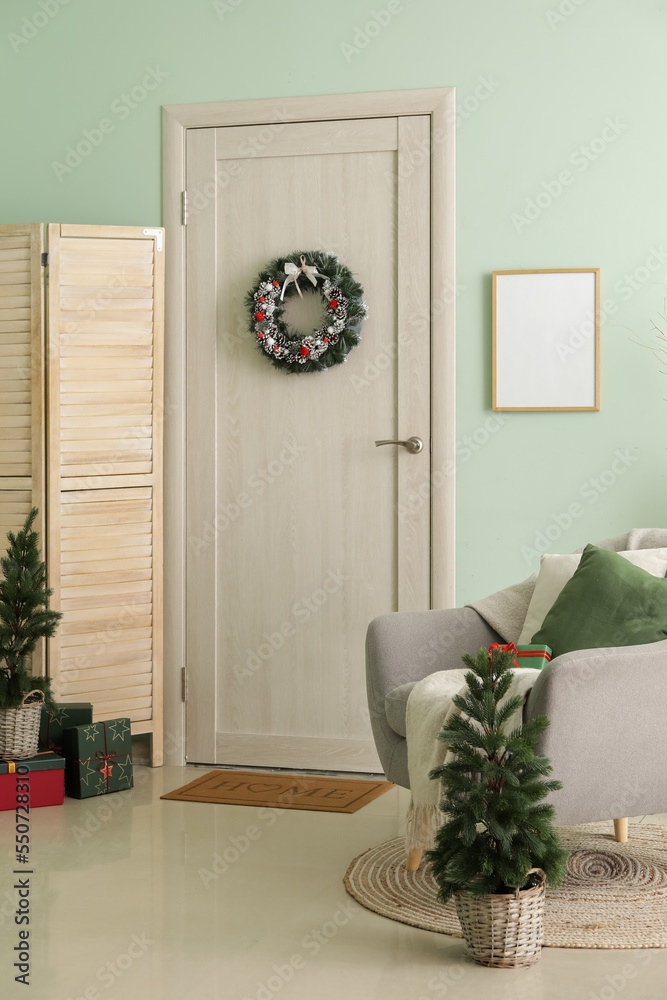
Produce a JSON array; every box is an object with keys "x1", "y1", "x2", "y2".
[{"x1": 281, "y1": 255, "x2": 322, "y2": 301}]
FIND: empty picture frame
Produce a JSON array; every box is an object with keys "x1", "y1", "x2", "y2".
[{"x1": 492, "y1": 268, "x2": 600, "y2": 411}]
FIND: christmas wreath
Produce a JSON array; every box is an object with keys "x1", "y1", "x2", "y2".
[{"x1": 246, "y1": 251, "x2": 367, "y2": 372}]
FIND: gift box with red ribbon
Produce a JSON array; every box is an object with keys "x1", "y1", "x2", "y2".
[
  {"x1": 61, "y1": 718, "x2": 133, "y2": 799},
  {"x1": 516, "y1": 644, "x2": 553, "y2": 669},
  {"x1": 0, "y1": 752, "x2": 65, "y2": 811},
  {"x1": 39, "y1": 702, "x2": 93, "y2": 755}
]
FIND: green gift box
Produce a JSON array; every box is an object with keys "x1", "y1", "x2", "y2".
[
  {"x1": 62, "y1": 718, "x2": 133, "y2": 799},
  {"x1": 0, "y1": 751, "x2": 65, "y2": 775},
  {"x1": 39, "y1": 703, "x2": 93, "y2": 755},
  {"x1": 516, "y1": 644, "x2": 553, "y2": 669}
]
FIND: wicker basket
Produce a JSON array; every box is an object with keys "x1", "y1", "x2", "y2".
[
  {"x1": 454, "y1": 868, "x2": 546, "y2": 968},
  {"x1": 0, "y1": 689, "x2": 46, "y2": 760}
]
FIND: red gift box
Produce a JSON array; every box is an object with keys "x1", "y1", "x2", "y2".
[{"x1": 0, "y1": 752, "x2": 65, "y2": 811}]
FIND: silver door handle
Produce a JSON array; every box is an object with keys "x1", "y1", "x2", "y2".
[{"x1": 374, "y1": 436, "x2": 423, "y2": 454}]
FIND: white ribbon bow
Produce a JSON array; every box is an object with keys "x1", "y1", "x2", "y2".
[{"x1": 281, "y1": 255, "x2": 322, "y2": 301}]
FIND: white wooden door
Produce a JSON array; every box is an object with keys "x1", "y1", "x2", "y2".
[{"x1": 186, "y1": 116, "x2": 432, "y2": 771}]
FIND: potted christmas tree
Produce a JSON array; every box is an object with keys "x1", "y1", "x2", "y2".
[
  {"x1": 0, "y1": 509, "x2": 62, "y2": 759},
  {"x1": 426, "y1": 643, "x2": 568, "y2": 968}
]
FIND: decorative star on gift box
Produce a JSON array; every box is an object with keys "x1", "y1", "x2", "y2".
[
  {"x1": 100, "y1": 762, "x2": 114, "y2": 780},
  {"x1": 79, "y1": 761, "x2": 97, "y2": 788},
  {"x1": 49, "y1": 706, "x2": 69, "y2": 726},
  {"x1": 108, "y1": 719, "x2": 130, "y2": 741},
  {"x1": 95, "y1": 774, "x2": 108, "y2": 795},
  {"x1": 83, "y1": 724, "x2": 100, "y2": 742},
  {"x1": 116, "y1": 762, "x2": 132, "y2": 788}
]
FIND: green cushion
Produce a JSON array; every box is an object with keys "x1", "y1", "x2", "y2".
[{"x1": 531, "y1": 543, "x2": 667, "y2": 658}]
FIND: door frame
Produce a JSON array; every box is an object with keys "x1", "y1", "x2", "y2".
[{"x1": 162, "y1": 89, "x2": 456, "y2": 765}]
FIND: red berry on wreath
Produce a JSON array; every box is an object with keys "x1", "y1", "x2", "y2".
[
  {"x1": 255, "y1": 311, "x2": 265, "y2": 321},
  {"x1": 273, "y1": 280, "x2": 279, "y2": 286},
  {"x1": 329, "y1": 299, "x2": 338, "y2": 308},
  {"x1": 273, "y1": 346, "x2": 279, "y2": 352},
  {"x1": 324, "y1": 337, "x2": 329, "y2": 343},
  {"x1": 258, "y1": 332, "x2": 264, "y2": 339},
  {"x1": 300, "y1": 345, "x2": 310, "y2": 357},
  {"x1": 259, "y1": 296, "x2": 265, "y2": 302}
]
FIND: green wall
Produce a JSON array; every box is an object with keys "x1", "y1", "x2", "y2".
[{"x1": 2, "y1": 0, "x2": 665, "y2": 604}]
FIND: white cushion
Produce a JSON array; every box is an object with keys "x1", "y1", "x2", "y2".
[{"x1": 518, "y1": 547, "x2": 667, "y2": 645}]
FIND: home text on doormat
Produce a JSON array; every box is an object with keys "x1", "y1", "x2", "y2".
[{"x1": 161, "y1": 770, "x2": 393, "y2": 813}]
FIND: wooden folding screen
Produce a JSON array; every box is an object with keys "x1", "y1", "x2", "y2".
[
  {"x1": 0, "y1": 224, "x2": 163, "y2": 763},
  {"x1": 45, "y1": 225, "x2": 164, "y2": 764},
  {"x1": 0, "y1": 224, "x2": 45, "y2": 673}
]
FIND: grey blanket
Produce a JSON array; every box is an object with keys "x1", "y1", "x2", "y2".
[{"x1": 467, "y1": 528, "x2": 667, "y2": 644}]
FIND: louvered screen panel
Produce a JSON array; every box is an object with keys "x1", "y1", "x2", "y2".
[
  {"x1": 47, "y1": 225, "x2": 163, "y2": 763},
  {"x1": 0, "y1": 226, "x2": 43, "y2": 490},
  {"x1": 0, "y1": 235, "x2": 31, "y2": 477},
  {"x1": 0, "y1": 489, "x2": 33, "y2": 529},
  {"x1": 57, "y1": 488, "x2": 154, "y2": 722},
  {"x1": 0, "y1": 225, "x2": 45, "y2": 674},
  {"x1": 55, "y1": 235, "x2": 154, "y2": 479}
]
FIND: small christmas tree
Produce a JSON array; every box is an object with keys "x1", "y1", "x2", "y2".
[
  {"x1": 0, "y1": 508, "x2": 62, "y2": 710},
  {"x1": 426, "y1": 643, "x2": 568, "y2": 900}
]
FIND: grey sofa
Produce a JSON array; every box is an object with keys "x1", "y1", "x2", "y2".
[{"x1": 366, "y1": 606, "x2": 667, "y2": 833}]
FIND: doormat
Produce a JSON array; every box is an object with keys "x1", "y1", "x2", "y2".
[{"x1": 161, "y1": 769, "x2": 394, "y2": 813}]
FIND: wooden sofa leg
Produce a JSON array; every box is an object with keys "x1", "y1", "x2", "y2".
[
  {"x1": 406, "y1": 846, "x2": 423, "y2": 871},
  {"x1": 613, "y1": 818, "x2": 628, "y2": 843}
]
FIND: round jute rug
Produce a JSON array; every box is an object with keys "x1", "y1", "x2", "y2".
[{"x1": 343, "y1": 823, "x2": 667, "y2": 949}]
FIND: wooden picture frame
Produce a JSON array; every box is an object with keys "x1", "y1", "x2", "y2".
[{"x1": 492, "y1": 268, "x2": 600, "y2": 411}]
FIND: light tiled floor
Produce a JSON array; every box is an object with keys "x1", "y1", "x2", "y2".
[{"x1": 2, "y1": 766, "x2": 667, "y2": 999}]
